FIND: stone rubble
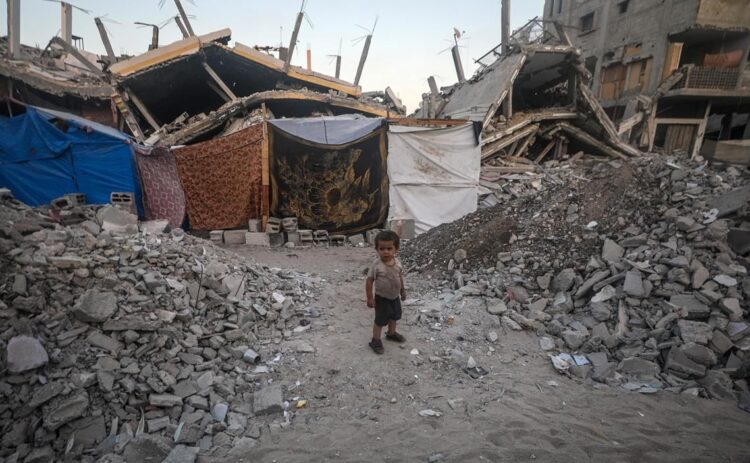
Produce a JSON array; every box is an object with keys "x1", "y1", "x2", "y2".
[
  {"x1": 0, "y1": 200, "x2": 322, "y2": 462},
  {"x1": 404, "y1": 154, "x2": 750, "y2": 410}
]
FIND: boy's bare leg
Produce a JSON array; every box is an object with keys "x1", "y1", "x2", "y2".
[
  {"x1": 386, "y1": 320, "x2": 397, "y2": 335},
  {"x1": 372, "y1": 324, "x2": 383, "y2": 340}
]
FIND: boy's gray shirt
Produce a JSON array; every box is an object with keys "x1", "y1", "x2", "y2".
[{"x1": 367, "y1": 258, "x2": 403, "y2": 299}]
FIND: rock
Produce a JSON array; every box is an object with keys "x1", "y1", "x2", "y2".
[
  {"x1": 670, "y1": 294, "x2": 710, "y2": 320},
  {"x1": 550, "y1": 292, "x2": 573, "y2": 314},
  {"x1": 227, "y1": 437, "x2": 258, "y2": 457},
  {"x1": 506, "y1": 286, "x2": 529, "y2": 303},
  {"x1": 680, "y1": 343, "x2": 717, "y2": 366},
  {"x1": 140, "y1": 220, "x2": 170, "y2": 234},
  {"x1": 561, "y1": 329, "x2": 588, "y2": 350},
  {"x1": 486, "y1": 331, "x2": 498, "y2": 343},
  {"x1": 710, "y1": 330, "x2": 734, "y2": 354},
  {"x1": 602, "y1": 239, "x2": 624, "y2": 263},
  {"x1": 12, "y1": 295, "x2": 44, "y2": 313},
  {"x1": 28, "y1": 381, "x2": 66, "y2": 409},
  {"x1": 453, "y1": 249, "x2": 467, "y2": 263},
  {"x1": 539, "y1": 337, "x2": 555, "y2": 351},
  {"x1": 574, "y1": 270, "x2": 610, "y2": 299},
  {"x1": 590, "y1": 302, "x2": 612, "y2": 321},
  {"x1": 527, "y1": 298, "x2": 548, "y2": 312},
  {"x1": 142, "y1": 271, "x2": 166, "y2": 292},
  {"x1": 47, "y1": 255, "x2": 88, "y2": 269},
  {"x1": 86, "y1": 331, "x2": 121, "y2": 354},
  {"x1": 97, "y1": 205, "x2": 138, "y2": 233},
  {"x1": 72, "y1": 290, "x2": 117, "y2": 323},
  {"x1": 43, "y1": 393, "x2": 89, "y2": 430},
  {"x1": 677, "y1": 320, "x2": 713, "y2": 345},
  {"x1": 537, "y1": 274, "x2": 551, "y2": 291},
  {"x1": 212, "y1": 403, "x2": 229, "y2": 422},
  {"x1": 292, "y1": 341, "x2": 315, "y2": 353},
  {"x1": 163, "y1": 445, "x2": 199, "y2": 463},
  {"x1": 676, "y1": 216, "x2": 696, "y2": 231},
  {"x1": 713, "y1": 274, "x2": 738, "y2": 287},
  {"x1": 6, "y1": 335, "x2": 48, "y2": 373},
  {"x1": 486, "y1": 299, "x2": 507, "y2": 315},
  {"x1": 591, "y1": 285, "x2": 616, "y2": 303},
  {"x1": 23, "y1": 446, "x2": 54, "y2": 463},
  {"x1": 149, "y1": 394, "x2": 182, "y2": 407},
  {"x1": 12, "y1": 274, "x2": 27, "y2": 295},
  {"x1": 727, "y1": 321, "x2": 750, "y2": 341},
  {"x1": 691, "y1": 265, "x2": 710, "y2": 289},
  {"x1": 719, "y1": 298, "x2": 743, "y2": 321},
  {"x1": 73, "y1": 415, "x2": 107, "y2": 447},
  {"x1": 122, "y1": 436, "x2": 171, "y2": 463},
  {"x1": 665, "y1": 347, "x2": 707, "y2": 379},
  {"x1": 698, "y1": 370, "x2": 736, "y2": 401},
  {"x1": 253, "y1": 385, "x2": 283, "y2": 415},
  {"x1": 617, "y1": 357, "x2": 660, "y2": 378},
  {"x1": 501, "y1": 316, "x2": 522, "y2": 331},
  {"x1": 80, "y1": 220, "x2": 101, "y2": 235},
  {"x1": 552, "y1": 268, "x2": 577, "y2": 292},
  {"x1": 623, "y1": 271, "x2": 645, "y2": 298},
  {"x1": 147, "y1": 416, "x2": 170, "y2": 433}
]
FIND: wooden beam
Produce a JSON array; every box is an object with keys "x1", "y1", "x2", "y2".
[
  {"x1": 112, "y1": 92, "x2": 145, "y2": 142},
  {"x1": 202, "y1": 61, "x2": 237, "y2": 101},
  {"x1": 481, "y1": 124, "x2": 539, "y2": 161},
  {"x1": 125, "y1": 88, "x2": 161, "y2": 131},
  {"x1": 49, "y1": 37, "x2": 101, "y2": 74},
  {"x1": 511, "y1": 128, "x2": 538, "y2": 158},
  {"x1": 653, "y1": 117, "x2": 703, "y2": 125},
  {"x1": 558, "y1": 123, "x2": 628, "y2": 160},
  {"x1": 207, "y1": 80, "x2": 232, "y2": 103},
  {"x1": 618, "y1": 112, "x2": 644, "y2": 135},
  {"x1": 534, "y1": 139, "x2": 556, "y2": 163}
]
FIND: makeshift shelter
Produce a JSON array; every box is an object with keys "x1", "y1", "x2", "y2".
[
  {"x1": 0, "y1": 105, "x2": 142, "y2": 211},
  {"x1": 267, "y1": 116, "x2": 387, "y2": 234},
  {"x1": 134, "y1": 146, "x2": 187, "y2": 229},
  {"x1": 387, "y1": 122, "x2": 481, "y2": 235},
  {"x1": 173, "y1": 122, "x2": 265, "y2": 230}
]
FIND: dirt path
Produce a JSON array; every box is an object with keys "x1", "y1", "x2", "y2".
[{"x1": 223, "y1": 246, "x2": 750, "y2": 463}]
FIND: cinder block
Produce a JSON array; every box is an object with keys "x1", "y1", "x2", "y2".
[
  {"x1": 366, "y1": 229, "x2": 384, "y2": 245},
  {"x1": 298, "y1": 230, "x2": 313, "y2": 243},
  {"x1": 110, "y1": 192, "x2": 136, "y2": 214},
  {"x1": 245, "y1": 232, "x2": 270, "y2": 247},
  {"x1": 223, "y1": 230, "x2": 246, "y2": 245},
  {"x1": 210, "y1": 230, "x2": 224, "y2": 243},
  {"x1": 282, "y1": 217, "x2": 298, "y2": 232},
  {"x1": 285, "y1": 232, "x2": 301, "y2": 245},
  {"x1": 388, "y1": 219, "x2": 416, "y2": 239},
  {"x1": 266, "y1": 217, "x2": 282, "y2": 233},
  {"x1": 348, "y1": 234, "x2": 365, "y2": 246},
  {"x1": 248, "y1": 219, "x2": 261, "y2": 232},
  {"x1": 268, "y1": 233, "x2": 285, "y2": 247}
]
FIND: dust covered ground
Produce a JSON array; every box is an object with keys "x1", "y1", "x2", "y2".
[{"x1": 221, "y1": 245, "x2": 750, "y2": 463}]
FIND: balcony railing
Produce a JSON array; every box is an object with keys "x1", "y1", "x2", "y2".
[{"x1": 674, "y1": 65, "x2": 741, "y2": 90}]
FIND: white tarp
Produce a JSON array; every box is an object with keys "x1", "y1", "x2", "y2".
[{"x1": 387, "y1": 123, "x2": 480, "y2": 235}]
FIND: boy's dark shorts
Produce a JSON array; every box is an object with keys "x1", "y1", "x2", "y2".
[{"x1": 374, "y1": 295, "x2": 402, "y2": 327}]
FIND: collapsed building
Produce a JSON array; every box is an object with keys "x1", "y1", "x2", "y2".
[{"x1": 544, "y1": 0, "x2": 750, "y2": 163}]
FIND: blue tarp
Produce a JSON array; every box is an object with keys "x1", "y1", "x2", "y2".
[{"x1": 0, "y1": 106, "x2": 143, "y2": 214}]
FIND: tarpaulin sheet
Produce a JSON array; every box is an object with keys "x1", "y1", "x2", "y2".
[
  {"x1": 269, "y1": 122, "x2": 387, "y2": 233},
  {"x1": 174, "y1": 123, "x2": 263, "y2": 230},
  {"x1": 135, "y1": 146, "x2": 186, "y2": 229},
  {"x1": 268, "y1": 115, "x2": 384, "y2": 145},
  {"x1": 387, "y1": 123, "x2": 480, "y2": 235},
  {"x1": 0, "y1": 106, "x2": 143, "y2": 213}
]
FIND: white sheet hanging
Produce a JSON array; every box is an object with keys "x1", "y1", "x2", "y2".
[{"x1": 387, "y1": 123, "x2": 480, "y2": 235}]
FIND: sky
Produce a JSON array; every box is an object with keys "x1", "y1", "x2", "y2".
[{"x1": 1, "y1": 0, "x2": 545, "y2": 112}]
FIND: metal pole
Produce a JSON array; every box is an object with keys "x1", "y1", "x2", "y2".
[
  {"x1": 428, "y1": 76, "x2": 439, "y2": 96},
  {"x1": 150, "y1": 25, "x2": 159, "y2": 50},
  {"x1": 335, "y1": 55, "x2": 341, "y2": 79},
  {"x1": 354, "y1": 34, "x2": 372, "y2": 86}
]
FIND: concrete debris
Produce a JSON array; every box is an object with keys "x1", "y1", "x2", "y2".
[
  {"x1": 403, "y1": 152, "x2": 750, "y2": 408},
  {"x1": 0, "y1": 198, "x2": 321, "y2": 461}
]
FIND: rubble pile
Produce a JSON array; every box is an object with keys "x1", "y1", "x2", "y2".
[
  {"x1": 404, "y1": 154, "x2": 750, "y2": 409},
  {"x1": 0, "y1": 199, "x2": 322, "y2": 462}
]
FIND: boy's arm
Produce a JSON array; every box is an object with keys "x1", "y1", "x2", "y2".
[{"x1": 365, "y1": 277, "x2": 375, "y2": 308}]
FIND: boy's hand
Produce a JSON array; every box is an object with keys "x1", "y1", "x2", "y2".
[
  {"x1": 367, "y1": 297, "x2": 375, "y2": 308},
  {"x1": 400, "y1": 289, "x2": 407, "y2": 301}
]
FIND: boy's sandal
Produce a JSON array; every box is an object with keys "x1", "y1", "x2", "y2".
[
  {"x1": 369, "y1": 339, "x2": 384, "y2": 354},
  {"x1": 385, "y1": 332, "x2": 406, "y2": 343}
]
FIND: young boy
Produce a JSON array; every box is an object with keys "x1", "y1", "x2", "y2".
[{"x1": 365, "y1": 230, "x2": 407, "y2": 354}]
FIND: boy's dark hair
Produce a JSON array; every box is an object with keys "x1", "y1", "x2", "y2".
[{"x1": 374, "y1": 230, "x2": 400, "y2": 249}]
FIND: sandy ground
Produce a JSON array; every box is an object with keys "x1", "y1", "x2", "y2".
[{"x1": 221, "y1": 245, "x2": 750, "y2": 463}]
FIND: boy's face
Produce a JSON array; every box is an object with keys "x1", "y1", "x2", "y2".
[{"x1": 376, "y1": 240, "x2": 397, "y2": 262}]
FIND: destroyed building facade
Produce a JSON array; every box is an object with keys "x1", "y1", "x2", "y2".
[{"x1": 544, "y1": 0, "x2": 750, "y2": 162}]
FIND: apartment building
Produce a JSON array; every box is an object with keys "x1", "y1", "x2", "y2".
[{"x1": 544, "y1": 0, "x2": 750, "y2": 162}]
